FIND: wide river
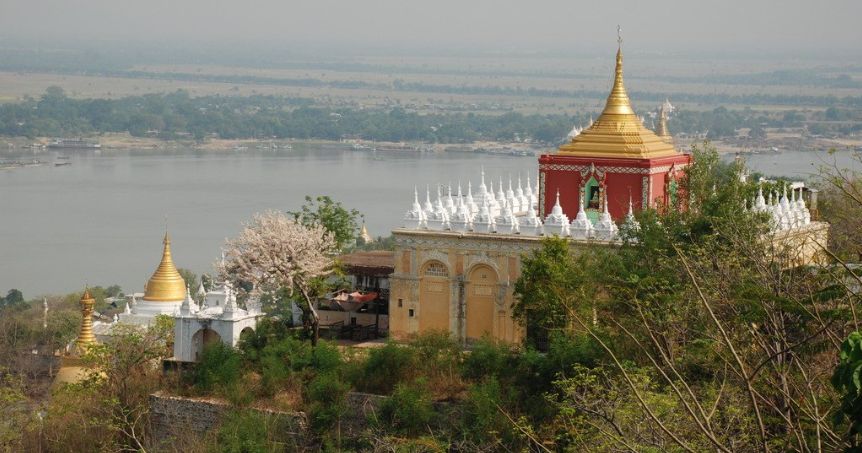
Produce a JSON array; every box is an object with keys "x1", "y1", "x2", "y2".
[{"x1": 1, "y1": 145, "x2": 858, "y2": 297}]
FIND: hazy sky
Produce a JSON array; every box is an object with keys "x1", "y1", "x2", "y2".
[{"x1": 1, "y1": 0, "x2": 861, "y2": 55}]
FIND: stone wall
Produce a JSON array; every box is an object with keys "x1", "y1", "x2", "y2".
[{"x1": 149, "y1": 392, "x2": 306, "y2": 442}]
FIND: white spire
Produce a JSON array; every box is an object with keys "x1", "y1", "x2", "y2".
[
  {"x1": 593, "y1": 191, "x2": 619, "y2": 241},
  {"x1": 403, "y1": 186, "x2": 427, "y2": 229},
  {"x1": 450, "y1": 193, "x2": 474, "y2": 232},
  {"x1": 445, "y1": 184, "x2": 456, "y2": 215},
  {"x1": 516, "y1": 174, "x2": 529, "y2": 213},
  {"x1": 423, "y1": 185, "x2": 434, "y2": 215},
  {"x1": 466, "y1": 181, "x2": 478, "y2": 214},
  {"x1": 473, "y1": 197, "x2": 495, "y2": 233},
  {"x1": 620, "y1": 195, "x2": 640, "y2": 239},
  {"x1": 494, "y1": 191, "x2": 519, "y2": 234},
  {"x1": 426, "y1": 186, "x2": 451, "y2": 231},
  {"x1": 570, "y1": 192, "x2": 594, "y2": 240},
  {"x1": 543, "y1": 190, "x2": 570, "y2": 236}
]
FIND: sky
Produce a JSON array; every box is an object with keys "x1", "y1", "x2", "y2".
[{"x1": 1, "y1": 0, "x2": 860, "y2": 56}]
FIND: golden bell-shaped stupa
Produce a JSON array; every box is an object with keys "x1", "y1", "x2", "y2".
[
  {"x1": 76, "y1": 288, "x2": 96, "y2": 349},
  {"x1": 143, "y1": 233, "x2": 187, "y2": 302},
  {"x1": 557, "y1": 41, "x2": 678, "y2": 159}
]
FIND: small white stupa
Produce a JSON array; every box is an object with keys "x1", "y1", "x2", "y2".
[
  {"x1": 569, "y1": 193, "x2": 594, "y2": 240},
  {"x1": 543, "y1": 190, "x2": 570, "y2": 237}
]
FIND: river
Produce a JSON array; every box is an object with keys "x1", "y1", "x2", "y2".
[{"x1": 0, "y1": 146, "x2": 858, "y2": 296}]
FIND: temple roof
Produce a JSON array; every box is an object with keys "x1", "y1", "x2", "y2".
[
  {"x1": 556, "y1": 45, "x2": 678, "y2": 159},
  {"x1": 143, "y1": 233, "x2": 187, "y2": 302}
]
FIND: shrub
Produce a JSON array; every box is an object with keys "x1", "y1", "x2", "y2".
[
  {"x1": 461, "y1": 378, "x2": 513, "y2": 446},
  {"x1": 217, "y1": 409, "x2": 298, "y2": 452},
  {"x1": 379, "y1": 379, "x2": 435, "y2": 436},
  {"x1": 306, "y1": 372, "x2": 350, "y2": 434},
  {"x1": 356, "y1": 341, "x2": 418, "y2": 394},
  {"x1": 462, "y1": 337, "x2": 515, "y2": 382},
  {"x1": 193, "y1": 342, "x2": 250, "y2": 404}
]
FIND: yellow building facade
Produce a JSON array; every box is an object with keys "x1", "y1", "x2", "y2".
[{"x1": 389, "y1": 230, "x2": 547, "y2": 343}]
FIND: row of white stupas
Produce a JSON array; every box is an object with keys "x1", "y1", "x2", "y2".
[
  {"x1": 750, "y1": 184, "x2": 812, "y2": 231},
  {"x1": 402, "y1": 170, "x2": 640, "y2": 242}
]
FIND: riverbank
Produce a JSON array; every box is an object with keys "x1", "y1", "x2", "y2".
[{"x1": 2, "y1": 130, "x2": 859, "y2": 157}]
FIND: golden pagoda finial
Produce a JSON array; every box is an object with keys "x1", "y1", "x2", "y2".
[
  {"x1": 143, "y1": 231, "x2": 186, "y2": 301},
  {"x1": 76, "y1": 287, "x2": 96, "y2": 350},
  {"x1": 602, "y1": 25, "x2": 634, "y2": 116},
  {"x1": 555, "y1": 29, "x2": 680, "y2": 159}
]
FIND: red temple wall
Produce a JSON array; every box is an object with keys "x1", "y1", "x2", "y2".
[{"x1": 538, "y1": 153, "x2": 691, "y2": 220}]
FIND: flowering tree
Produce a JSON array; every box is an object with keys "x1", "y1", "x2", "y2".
[{"x1": 219, "y1": 210, "x2": 337, "y2": 345}]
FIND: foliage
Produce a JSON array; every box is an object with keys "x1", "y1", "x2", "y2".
[
  {"x1": 306, "y1": 372, "x2": 350, "y2": 435},
  {"x1": 512, "y1": 237, "x2": 599, "y2": 349},
  {"x1": 220, "y1": 210, "x2": 338, "y2": 344},
  {"x1": 460, "y1": 378, "x2": 513, "y2": 447},
  {"x1": 818, "y1": 149, "x2": 862, "y2": 262},
  {"x1": 192, "y1": 342, "x2": 248, "y2": 404},
  {"x1": 380, "y1": 379, "x2": 435, "y2": 436},
  {"x1": 355, "y1": 341, "x2": 419, "y2": 395},
  {"x1": 288, "y1": 195, "x2": 362, "y2": 252},
  {"x1": 833, "y1": 331, "x2": 862, "y2": 447},
  {"x1": 216, "y1": 409, "x2": 298, "y2": 453}
]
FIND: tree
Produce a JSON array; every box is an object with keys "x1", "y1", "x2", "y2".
[
  {"x1": 512, "y1": 237, "x2": 598, "y2": 349},
  {"x1": 177, "y1": 268, "x2": 198, "y2": 296},
  {"x1": 220, "y1": 210, "x2": 337, "y2": 345},
  {"x1": 288, "y1": 195, "x2": 361, "y2": 251},
  {"x1": 3, "y1": 289, "x2": 24, "y2": 307},
  {"x1": 513, "y1": 144, "x2": 855, "y2": 451}
]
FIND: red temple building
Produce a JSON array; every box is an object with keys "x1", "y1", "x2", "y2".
[{"x1": 538, "y1": 45, "x2": 691, "y2": 221}]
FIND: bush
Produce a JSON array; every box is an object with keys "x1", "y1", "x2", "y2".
[
  {"x1": 379, "y1": 379, "x2": 435, "y2": 436},
  {"x1": 192, "y1": 342, "x2": 250, "y2": 404},
  {"x1": 356, "y1": 341, "x2": 418, "y2": 394},
  {"x1": 462, "y1": 337, "x2": 515, "y2": 382},
  {"x1": 217, "y1": 409, "x2": 298, "y2": 452},
  {"x1": 306, "y1": 372, "x2": 350, "y2": 434},
  {"x1": 461, "y1": 378, "x2": 513, "y2": 446}
]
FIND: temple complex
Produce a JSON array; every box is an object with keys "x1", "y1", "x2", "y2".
[{"x1": 388, "y1": 38, "x2": 827, "y2": 344}]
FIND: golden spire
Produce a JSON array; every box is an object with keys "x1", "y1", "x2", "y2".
[
  {"x1": 359, "y1": 222, "x2": 373, "y2": 244},
  {"x1": 556, "y1": 29, "x2": 679, "y2": 159},
  {"x1": 143, "y1": 232, "x2": 187, "y2": 301},
  {"x1": 76, "y1": 288, "x2": 96, "y2": 349}
]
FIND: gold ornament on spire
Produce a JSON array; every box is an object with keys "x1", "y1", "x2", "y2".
[
  {"x1": 76, "y1": 288, "x2": 96, "y2": 349},
  {"x1": 143, "y1": 233, "x2": 187, "y2": 301},
  {"x1": 557, "y1": 29, "x2": 679, "y2": 159}
]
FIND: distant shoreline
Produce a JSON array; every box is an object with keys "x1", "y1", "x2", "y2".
[{"x1": 1, "y1": 132, "x2": 858, "y2": 156}]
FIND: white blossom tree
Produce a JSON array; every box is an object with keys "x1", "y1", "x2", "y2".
[{"x1": 219, "y1": 210, "x2": 337, "y2": 345}]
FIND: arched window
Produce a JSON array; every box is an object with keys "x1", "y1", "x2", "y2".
[
  {"x1": 423, "y1": 261, "x2": 449, "y2": 277},
  {"x1": 584, "y1": 177, "x2": 601, "y2": 210}
]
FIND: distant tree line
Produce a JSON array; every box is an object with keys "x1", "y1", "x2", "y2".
[{"x1": 1, "y1": 87, "x2": 860, "y2": 143}]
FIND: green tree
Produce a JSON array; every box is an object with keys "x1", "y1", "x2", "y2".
[
  {"x1": 833, "y1": 331, "x2": 862, "y2": 448},
  {"x1": 288, "y1": 195, "x2": 361, "y2": 251},
  {"x1": 3, "y1": 289, "x2": 24, "y2": 307},
  {"x1": 512, "y1": 237, "x2": 597, "y2": 349}
]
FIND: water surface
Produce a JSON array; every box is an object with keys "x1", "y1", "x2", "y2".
[{"x1": 1, "y1": 146, "x2": 857, "y2": 296}]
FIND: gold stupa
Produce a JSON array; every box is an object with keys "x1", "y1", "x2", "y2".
[
  {"x1": 76, "y1": 288, "x2": 96, "y2": 349},
  {"x1": 557, "y1": 41, "x2": 678, "y2": 159},
  {"x1": 143, "y1": 233, "x2": 187, "y2": 301}
]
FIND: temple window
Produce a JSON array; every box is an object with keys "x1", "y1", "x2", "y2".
[{"x1": 423, "y1": 261, "x2": 449, "y2": 277}]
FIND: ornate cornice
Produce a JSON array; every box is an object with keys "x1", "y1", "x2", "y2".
[{"x1": 539, "y1": 163, "x2": 687, "y2": 175}]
